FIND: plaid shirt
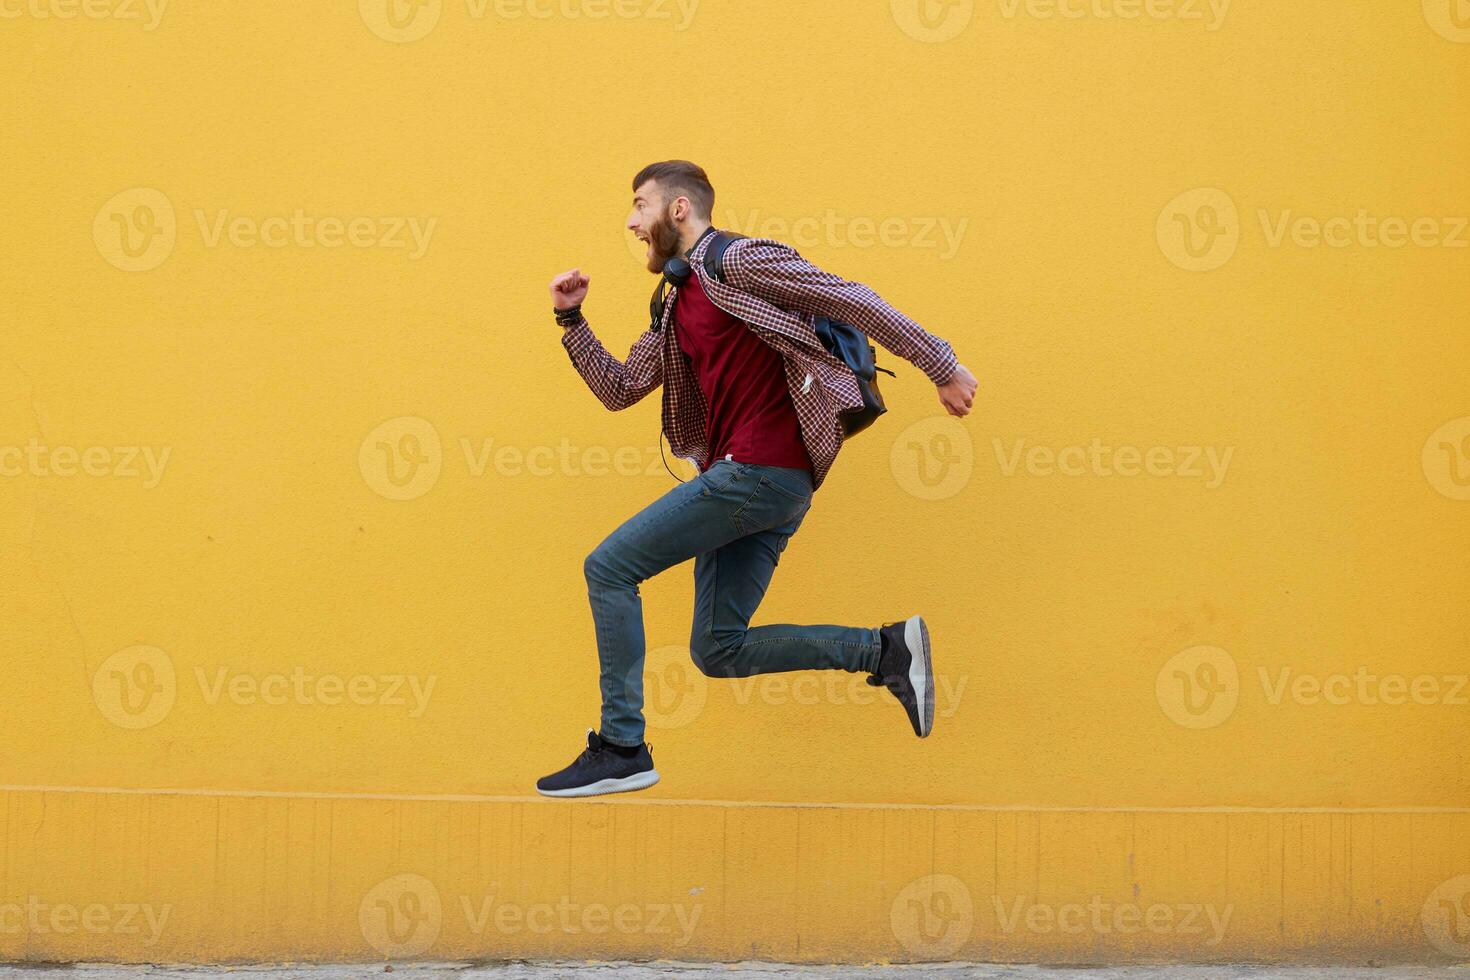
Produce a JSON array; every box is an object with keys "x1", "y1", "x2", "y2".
[{"x1": 558, "y1": 231, "x2": 958, "y2": 491}]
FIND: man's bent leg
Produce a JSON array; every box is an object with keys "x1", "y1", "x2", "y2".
[
  {"x1": 584, "y1": 460, "x2": 766, "y2": 746},
  {"x1": 688, "y1": 510, "x2": 882, "y2": 680}
]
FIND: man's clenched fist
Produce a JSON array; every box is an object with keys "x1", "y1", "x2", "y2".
[
  {"x1": 937, "y1": 363, "x2": 978, "y2": 418},
  {"x1": 549, "y1": 269, "x2": 590, "y2": 311}
]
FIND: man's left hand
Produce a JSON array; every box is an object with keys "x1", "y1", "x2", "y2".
[{"x1": 937, "y1": 364, "x2": 978, "y2": 418}]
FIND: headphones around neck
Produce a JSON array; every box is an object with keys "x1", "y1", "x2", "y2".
[
  {"x1": 648, "y1": 225, "x2": 717, "y2": 331},
  {"x1": 660, "y1": 225, "x2": 716, "y2": 286}
]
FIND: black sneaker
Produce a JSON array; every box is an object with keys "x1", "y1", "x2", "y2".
[
  {"x1": 535, "y1": 729, "x2": 660, "y2": 798},
  {"x1": 867, "y1": 615, "x2": 935, "y2": 738}
]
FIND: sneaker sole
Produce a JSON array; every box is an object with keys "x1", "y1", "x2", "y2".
[
  {"x1": 536, "y1": 769, "x2": 661, "y2": 798},
  {"x1": 906, "y1": 615, "x2": 934, "y2": 738}
]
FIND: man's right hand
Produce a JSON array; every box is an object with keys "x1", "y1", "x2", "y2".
[{"x1": 549, "y1": 269, "x2": 590, "y2": 311}]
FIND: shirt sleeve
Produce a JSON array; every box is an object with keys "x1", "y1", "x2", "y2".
[
  {"x1": 722, "y1": 239, "x2": 959, "y2": 386},
  {"x1": 558, "y1": 314, "x2": 664, "y2": 411}
]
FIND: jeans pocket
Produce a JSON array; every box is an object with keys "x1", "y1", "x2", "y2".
[
  {"x1": 757, "y1": 467, "x2": 813, "y2": 504},
  {"x1": 732, "y1": 475, "x2": 809, "y2": 534}
]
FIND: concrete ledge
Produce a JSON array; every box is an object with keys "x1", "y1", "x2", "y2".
[{"x1": 0, "y1": 789, "x2": 1466, "y2": 964}]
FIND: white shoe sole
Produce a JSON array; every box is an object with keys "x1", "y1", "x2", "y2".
[
  {"x1": 536, "y1": 769, "x2": 661, "y2": 798},
  {"x1": 905, "y1": 615, "x2": 934, "y2": 738}
]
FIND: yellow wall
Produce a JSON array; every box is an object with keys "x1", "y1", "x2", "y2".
[{"x1": 2, "y1": 0, "x2": 1468, "y2": 965}]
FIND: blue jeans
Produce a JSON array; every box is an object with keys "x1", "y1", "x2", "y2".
[{"x1": 583, "y1": 458, "x2": 883, "y2": 746}]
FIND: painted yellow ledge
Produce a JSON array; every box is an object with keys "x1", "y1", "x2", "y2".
[{"x1": 1, "y1": 788, "x2": 1466, "y2": 965}]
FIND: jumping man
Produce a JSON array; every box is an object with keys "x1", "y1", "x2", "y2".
[{"x1": 538, "y1": 160, "x2": 978, "y2": 797}]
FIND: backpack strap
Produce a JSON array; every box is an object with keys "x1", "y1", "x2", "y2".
[{"x1": 701, "y1": 231, "x2": 743, "y2": 284}]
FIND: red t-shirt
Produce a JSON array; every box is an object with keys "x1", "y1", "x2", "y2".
[{"x1": 673, "y1": 273, "x2": 813, "y2": 473}]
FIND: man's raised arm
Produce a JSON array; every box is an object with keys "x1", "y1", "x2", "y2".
[{"x1": 549, "y1": 269, "x2": 664, "y2": 412}]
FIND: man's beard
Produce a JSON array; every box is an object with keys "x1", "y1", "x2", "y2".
[{"x1": 645, "y1": 213, "x2": 683, "y2": 274}]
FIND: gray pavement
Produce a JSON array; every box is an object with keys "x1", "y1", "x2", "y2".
[{"x1": 0, "y1": 964, "x2": 1461, "y2": 979}]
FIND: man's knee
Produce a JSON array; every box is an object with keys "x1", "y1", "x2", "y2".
[
  {"x1": 689, "y1": 628, "x2": 745, "y2": 677},
  {"x1": 584, "y1": 546, "x2": 621, "y2": 589}
]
